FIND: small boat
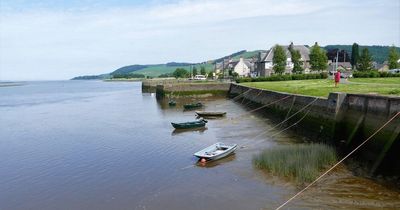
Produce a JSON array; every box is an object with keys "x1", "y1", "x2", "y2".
[
  {"x1": 168, "y1": 100, "x2": 176, "y2": 106},
  {"x1": 183, "y1": 102, "x2": 203, "y2": 109},
  {"x1": 195, "y1": 111, "x2": 226, "y2": 117},
  {"x1": 194, "y1": 142, "x2": 238, "y2": 161},
  {"x1": 171, "y1": 119, "x2": 207, "y2": 129}
]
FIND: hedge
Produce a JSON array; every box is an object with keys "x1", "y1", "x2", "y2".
[
  {"x1": 353, "y1": 71, "x2": 400, "y2": 78},
  {"x1": 236, "y1": 73, "x2": 328, "y2": 83}
]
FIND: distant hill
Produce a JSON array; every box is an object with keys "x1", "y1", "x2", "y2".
[
  {"x1": 72, "y1": 46, "x2": 398, "y2": 80},
  {"x1": 72, "y1": 50, "x2": 260, "y2": 79},
  {"x1": 110, "y1": 64, "x2": 148, "y2": 75},
  {"x1": 323, "y1": 45, "x2": 400, "y2": 64}
]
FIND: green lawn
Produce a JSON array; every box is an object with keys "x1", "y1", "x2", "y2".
[
  {"x1": 349, "y1": 77, "x2": 400, "y2": 84},
  {"x1": 242, "y1": 78, "x2": 400, "y2": 97}
]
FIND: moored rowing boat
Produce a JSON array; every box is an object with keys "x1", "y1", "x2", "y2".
[{"x1": 194, "y1": 142, "x2": 237, "y2": 161}]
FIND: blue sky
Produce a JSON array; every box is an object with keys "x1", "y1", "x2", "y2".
[{"x1": 0, "y1": 0, "x2": 399, "y2": 80}]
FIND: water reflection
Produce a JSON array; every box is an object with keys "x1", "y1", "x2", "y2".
[
  {"x1": 1, "y1": 81, "x2": 399, "y2": 210},
  {"x1": 171, "y1": 127, "x2": 208, "y2": 136},
  {"x1": 196, "y1": 153, "x2": 236, "y2": 168}
]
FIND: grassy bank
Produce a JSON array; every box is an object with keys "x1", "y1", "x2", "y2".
[
  {"x1": 253, "y1": 144, "x2": 337, "y2": 183},
  {"x1": 349, "y1": 77, "x2": 400, "y2": 84},
  {"x1": 242, "y1": 78, "x2": 400, "y2": 97}
]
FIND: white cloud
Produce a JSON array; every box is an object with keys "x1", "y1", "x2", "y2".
[{"x1": 0, "y1": 0, "x2": 398, "y2": 80}]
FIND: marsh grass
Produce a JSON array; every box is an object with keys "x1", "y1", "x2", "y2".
[{"x1": 253, "y1": 144, "x2": 337, "y2": 183}]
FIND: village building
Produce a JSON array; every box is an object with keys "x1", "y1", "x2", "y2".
[
  {"x1": 328, "y1": 62, "x2": 352, "y2": 73},
  {"x1": 256, "y1": 44, "x2": 311, "y2": 76},
  {"x1": 233, "y1": 57, "x2": 254, "y2": 77},
  {"x1": 374, "y1": 61, "x2": 389, "y2": 72}
]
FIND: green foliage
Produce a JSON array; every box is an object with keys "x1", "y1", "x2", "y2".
[
  {"x1": 253, "y1": 144, "x2": 337, "y2": 183},
  {"x1": 232, "y1": 72, "x2": 239, "y2": 79},
  {"x1": 325, "y1": 45, "x2": 400, "y2": 64},
  {"x1": 388, "y1": 46, "x2": 400, "y2": 69},
  {"x1": 71, "y1": 75, "x2": 103, "y2": 80},
  {"x1": 290, "y1": 49, "x2": 304, "y2": 74},
  {"x1": 357, "y1": 48, "x2": 374, "y2": 71},
  {"x1": 200, "y1": 66, "x2": 206, "y2": 75},
  {"x1": 192, "y1": 66, "x2": 198, "y2": 76},
  {"x1": 208, "y1": 72, "x2": 215, "y2": 78},
  {"x1": 351, "y1": 43, "x2": 359, "y2": 69},
  {"x1": 158, "y1": 73, "x2": 173, "y2": 78},
  {"x1": 172, "y1": 68, "x2": 189, "y2": 78},
  {"x1": 353, "y1": 70, "x2": 400, "y2": 78},
  {"x1": 235, "y1": 73, "x2": 328, "y2": 83},
  {"x1": 112, "y1": 73, "x2": 145, "y2": 79},
  {"x1": 272, "y1": 45, "x2": 286, "y2": 74},
  {"x1": 309, "y1": 42, "x2": 328, "y2": 71}
]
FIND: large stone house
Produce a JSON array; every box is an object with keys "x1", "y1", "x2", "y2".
[
  {"x1": 255, "y1": 44, "x2": 310, "y2": 76},
  {"x1": 233, "y1": 57, "x2": 254, "y2": 77}
]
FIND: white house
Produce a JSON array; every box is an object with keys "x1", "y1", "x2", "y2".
[
  {"x1": 263, "y1": 44, "x2": 310, "y2": 76},
  {"x1": 233, "y1": 57, "x2": 253, "y2": 77}
]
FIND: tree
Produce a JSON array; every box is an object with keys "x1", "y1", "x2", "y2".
[
  {"x1": 309, "y1": 42, "x2": 328, "y2": 71},
  {"x1": 273, "y1": 45, "x2": 286, "y2": 74},
  {"x1": 357, "y1": 48, "x2": 374, "y2": 71},
  {"x1": 192, "y1": 66, "x2": 198, "y2": 76},
  {"x1": 351, "y1": 43, "x2": 359, "y2": 69},
  {"x1": 172, "y1": 68, "x2": 189, "y2": 78},
  {"x1": 290, "y1": 49, "x2": 303, "y2": 74},
  {"x1": 200, "y1": 66, "x2": 206, "y2": 75},
  {"x1": 388, "y1": 45, "x2": 400, "y2": 69}
]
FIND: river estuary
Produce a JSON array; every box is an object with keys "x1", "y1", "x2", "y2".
[{"x1": 0, "y1": 81, "x2": 399, "y2": 209}]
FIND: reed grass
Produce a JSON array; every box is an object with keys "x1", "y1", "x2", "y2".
[{"x1": 253, "y1": 144, "x2": 337, "y2": 183}]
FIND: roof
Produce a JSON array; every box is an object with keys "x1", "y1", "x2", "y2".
[
  {"x1": 328, "y1": 62, "x2": 352, "y2": 72},
  {"x1": 264, "y1": 45, "x2": 310, "y2": 62}
]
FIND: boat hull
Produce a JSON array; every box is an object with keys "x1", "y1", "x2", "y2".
[
  {"x1": 194, "y1": 143, "x2": 237, "y2": 161},
  {"x1": 171, "y1": 120, "x2": 207, "y2": 129},
  {"x1": 183, "y1": 103, "x2": 203, "y2": 109},
  {"x1": 195, "y1": 111, "x2": 226, "y2": 117}
]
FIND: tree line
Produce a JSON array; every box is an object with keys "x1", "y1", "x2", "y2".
[
  {"x1": 169, "y1": 66, "x2": 208, "y2": 78},
  {"x1": 272, "y1": 43, "x2": 400, "y2": 74}
]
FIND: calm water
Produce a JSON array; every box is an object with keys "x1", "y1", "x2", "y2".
[{"x1": 1, "y1": 81, "x2": 399, "y2": 210}]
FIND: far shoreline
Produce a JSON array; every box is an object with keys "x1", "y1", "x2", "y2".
[{"x1": 0, "y1": 82, "x2": 25, "y2": 87}]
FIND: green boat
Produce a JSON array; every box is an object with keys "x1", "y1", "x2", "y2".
[
  {"x1": 183, "y1": 102, "x2": 203, "y2": 109},
  {"x1": 171, "y1": 119, "x2": 208, "y2": 129},
  {"x1": 168, "y1": 100, "x2": 176, "y2": 106}
]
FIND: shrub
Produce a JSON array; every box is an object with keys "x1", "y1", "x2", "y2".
[
  {"x1": 353, "y1": 70, "x2": 400, "y2": 78},
  {"x1": 236, "y1": 73, "x2": 328, "y2": 83},
  {"x1": 253, "y1": 144, "x2": 337, "y2": 183}
]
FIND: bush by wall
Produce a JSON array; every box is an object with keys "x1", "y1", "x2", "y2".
[
  {"x1": 236, "y1": 73, "x2": 328, "y2": 83},
  {"x1": 353, "y1": 71, "x2": 400, "y2": 78}
]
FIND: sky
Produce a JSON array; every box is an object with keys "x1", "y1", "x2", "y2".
[{"x1": 0, "y1": 0, "x2": 399, "y2": 80}]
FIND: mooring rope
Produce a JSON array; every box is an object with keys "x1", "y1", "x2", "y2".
[
  {"x1": 239, "y1": 95, "x2": 292, "y2": 116},
  {"x1": 270, "y1": 108, "x2": 311, "y2": 138},
  {"x1": 242, "y1": 89, "x2": 264, "y2": 107},
  {"x1": 280, "y1": 96, "x2": 296, "y2": 128},
  {"x1": 275, "y1": 111, "x2": 400, "y2": 210},
  {"x1": 248, "y1": 98, "x2": 318, "y2": 142},
  {"x1": 238, "y1": 98, "x2": 317, "y2": 150},
  {"x1": 231, "y1": 89, "x2": 252, "y2": 101}
]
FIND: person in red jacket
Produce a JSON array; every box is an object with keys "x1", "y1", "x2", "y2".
[{"x1": 334, "y1": 70, "x2": 341, "y2": 87}]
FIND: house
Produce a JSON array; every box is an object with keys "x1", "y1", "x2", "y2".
[
  {"x1": 374, "y1": 61, "x2": 389, "y2": 72},
  {"x1": 261, "y1": 44, "x2": 310, "y2": 76},
  {"x1": 328, "y1": 62, "x2": 352, "y2": 73},
  {"x1": 233, "y1": 57, "x2": 254, "y2": 77},
  {"x1": 214, "y1": 59, "x2": 238, "y2": 77}
]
